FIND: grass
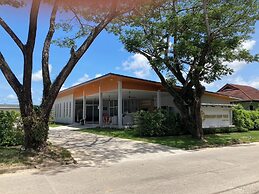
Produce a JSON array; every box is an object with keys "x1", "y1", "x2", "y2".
[
  {"x1": 49, "y1": 123, "x2": 64, "y2": 128},
  {"x1": 0, "y1": 144, "x2": 75, "y2": 174},
  {"x1": 79, "y1": 128, "x2": 259, "y2": 150}
]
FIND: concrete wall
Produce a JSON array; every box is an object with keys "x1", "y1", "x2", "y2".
[
  {"x1": 54, "y1": 95, "x2": 74, "y2": 124},
  {"x1": 201, "y1": 95, "x2": 232, "y2": 104},
  {"x1": 157, "y1": 92, "x2": 233, "y2": 128},
  {"x1": 201, "y1": 106, "x2": 232, "y2": 128}
]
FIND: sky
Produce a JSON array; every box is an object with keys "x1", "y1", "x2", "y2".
[{"x1": 0, "y1": 2, "x2": 258, "y2": 105}]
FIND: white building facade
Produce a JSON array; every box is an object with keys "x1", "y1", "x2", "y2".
[{"x1": 54, "y1": 73, "x2": 235, "y2": 128}]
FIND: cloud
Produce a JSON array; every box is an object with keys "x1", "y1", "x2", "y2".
[
  {"x1": 227, "y1": 76, "x2": 259, "y2": 89},
  {"x1": 121, "y1": 54, "x2": 151, "y2": 78},
  {"x1": 224, "y1": 40, "x2": 256, "y2": 72},
  {"x1": 223, "y1": 61, "x2": 247, "y2": 72},
  {"x1": 95, "y1": 73, "x2": 103, "y2": 78},
  {"x1": 241, "y1": 40, "x2": 256, "y2": 50},
  {"x1": 72, "y1": 74, "x2": 90, "y2": 86},
  {"x1": 6, "y1": 94, "x2": 17, "y2": 100},
  {"x1": 32, "y1": 64, "x2": 52, "y2": 82},
  {"x1": 61, "y1": 84, "x2": 67, "y2": 91}
]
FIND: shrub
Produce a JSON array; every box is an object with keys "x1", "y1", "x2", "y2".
[
  {"x1": 254, "y1": 119, "x2": 259, "y2": 130},
  {"x1": 203, "y1": 127, "x2": 248, "y2": 134},
  {"x1": 134, "y1": 109, "x2": 182, "y2": 137},
  {"x1": 233, "y1": 105, "x2": 259, "y2": 130},
  {"x1": 0, "y1": 111, "x2": 24, "y2": 146}
]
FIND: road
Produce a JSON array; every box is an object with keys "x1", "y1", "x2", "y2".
[{"x1": 1, "y1": 128, "x2": 259, "y2": 194}]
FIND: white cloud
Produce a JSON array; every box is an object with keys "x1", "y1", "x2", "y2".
[
  {"x1": 32, "y1": 64, "x2": 52, "y2": 82},
  {"x1": 72, "y1": 74, "x2": 90, "y2": 86},
  {"x1": 241, "y1": 40, "x2": 256, "y2": 50},
  {"x1": 223, "y1": 61, "x2": 247, "y2": 72},
  {"x1": 95, "y1": 74, "x2": 103, "y2": 78},
  {"x1": 225, "y1": 40, "x2": 256, "y2": 72},
  {"x1": 227, "y1": 76, "x2": 259, "y2": 89},
  {"x1": 6, "y1": 94, "x2": 17, "y2": 100},
  {"x1": 32, "y1": 69, "x2": 43, "y2": 82},
  {"x1": 121, "y1": 54, "x2": 151, "y2": 78}
]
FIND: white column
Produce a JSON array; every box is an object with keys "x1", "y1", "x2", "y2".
[
  {"x1": 99, "y1": 86, "x2": 103, "y2": 127},
  {"x1": 71, "y1": 95, "x2": 75, "y2": 123},
  {"x1": 83, "y1": 90, "x2": 86, "y2": 124},
  {"x1": 118, "y1": 81, "x2": 123, "y2": 128},
  {"x1": 157, "y1": 90, "x2": 161, "y2": 109},
  {"x1": 229, "y1": 108, "x2": 233, "y2": 126}
]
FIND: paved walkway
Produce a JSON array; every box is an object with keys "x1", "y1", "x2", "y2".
[{"x1": 48, "y1": 125, "x2": 187, "y2": 167}]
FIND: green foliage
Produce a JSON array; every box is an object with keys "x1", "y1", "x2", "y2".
[
  {"x1": 255, "y1": 119, "x2": 259, "y2": 130},
  {"x1": 203, "y1": 127, "x2": 248, "y2": 135},
  {"x1": 0, "y1": 0, "x2": 24, "y2": 8},
  {"x1": 111, "y1": 0, "x2": 258, "y2": 86},
  {"x1": 233, "y1": 105, "x2": 259, "y2": 130},
  {"x1": 134, "y1": 109, "x2": 183, "y2": 137},
  {"x1": 0, "y1": 111, "x2": 23, "y2": 146}
]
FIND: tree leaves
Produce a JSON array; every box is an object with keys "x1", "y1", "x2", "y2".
[{"x1": 111, "y1": 0, "x2": 258, "y2": 86}]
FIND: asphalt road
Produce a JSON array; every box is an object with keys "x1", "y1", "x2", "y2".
[{"x1": 1, "y1": 142, "x2": 259, "y2": 194}]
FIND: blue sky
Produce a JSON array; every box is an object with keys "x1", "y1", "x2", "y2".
[{"x1": 0, "y1": 3, "x2": 258, "y2": 105}]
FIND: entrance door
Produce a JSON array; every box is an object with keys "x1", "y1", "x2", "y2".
[
  {"x1": 85, "y1": 105, "x2": 99, "y2": 123},
  {"x1": 93, "y1": 105, "x2": 99, "y2": 122},
  {"x1": 85, "y1": 105, "x2": 93, "y2": 122}
]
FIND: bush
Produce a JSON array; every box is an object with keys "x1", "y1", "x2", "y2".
[
  {"x1": 0, "y1": 111, "x2": 24, "y2": 146},
  {"x1": 233, "y1": 105, "x2": 259, "y2": 130},
  {"x1": 203, "y1": 127, "x2": 248, "y2": 134},
  {"x1": 254, "y1": 119, "x2": 259, "y2": 130},
  {"x1": 134, "y1": 109, "x2": 183, "y2": 137}
]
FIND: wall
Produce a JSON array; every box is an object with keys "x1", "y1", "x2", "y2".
[
  {"x1": 159, "y1": 92, "x2": 233, "y2": 128},
  {"x1": 201, "y1": 106, "x2": 232, "y2": 128},
  {"x1": 54, "y1": 95, "x2": 74, "y2": 124},
  {"x1": 201, "y1": 94, "x2": 232, "y2": 104}
]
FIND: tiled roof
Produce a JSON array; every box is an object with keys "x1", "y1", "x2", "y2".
[{"x1": 217, "y1": 84, "x2": 259, "y2": 101}]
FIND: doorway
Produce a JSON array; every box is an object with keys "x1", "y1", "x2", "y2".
[{"x1": 85, "y1": 104, "x2": 99, "y2": 123}]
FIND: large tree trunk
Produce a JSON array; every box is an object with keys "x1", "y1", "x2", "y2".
[
  {"x1": 172, "y1": 85, "x2": 205, "y2": 140},
  {"x1": 19, "y1": 96, "x2": 52, "y2": 150},
  {"x1": 22, "y1": 114, "x2": 49, "y2": 150}
]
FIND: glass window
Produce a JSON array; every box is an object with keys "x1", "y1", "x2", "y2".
[{"x1": 69, "y1": 102, "x2": 71, "y2": 117}]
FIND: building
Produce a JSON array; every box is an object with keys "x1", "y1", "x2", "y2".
[
  {"x1": 218, "y1": 84, "x2": 259, "y2": 110},
  {"x1": 0, "y1": 104, "x2": 20, "y2": 112},
  {"x1": 54, "y1": 73, "x2": 235, "y2": 128}
]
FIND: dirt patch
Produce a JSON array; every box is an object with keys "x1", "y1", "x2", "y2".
[{"x1": 0, "y1": 143, "x2": 76, "y2": 174}]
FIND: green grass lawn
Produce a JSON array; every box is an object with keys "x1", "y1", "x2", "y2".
[
  {"x1": 79, "y1": 128, "x2": 259, "y2": 150},
  {"x1": 49, "y1": 123, "x2": 65, "y2": 127}
]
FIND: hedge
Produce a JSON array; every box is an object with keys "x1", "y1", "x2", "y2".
[
  {"x1": 233, "y1": 104, "x2": 259, "y2": 130},
  {"x1": 134, "y1": 109, "x2": 184, "y2": 137},
  {"x1": 203, "y1": 126, "x2": 248, "y2": 134}
]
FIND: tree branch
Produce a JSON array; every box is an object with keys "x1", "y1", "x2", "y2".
[
  {"x1": 0, "y1": 17, "x2": 25, "y2": 52},
  {"x1": 23, "y1": 0, "x2": 41, "y2": 97},
  {"x1": 26, "y1": 0, "x2": 41, "y2": 50},
  {"x1": 41, "y1": 13, "x2": 117, "y2": 114},
  {"x1": 0, "y1": 52, "x2": 22, "y2": 95},
  {"x1": 42, "y1": 0, "x2": 59, "y2": 98}
]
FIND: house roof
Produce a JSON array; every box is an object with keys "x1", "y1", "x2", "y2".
[
  {"x1": 217, "y1": 84, "x2": 259, "y2": 101},
  {"x1": 58, "y1": 72, "x2": 234, "y2": 100}
]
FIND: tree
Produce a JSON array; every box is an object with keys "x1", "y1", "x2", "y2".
[
  {"x1": 0, "y1": 0, "x2": 148, "y2": 150},
  {"x1": 111, "y1": 0, "x2": 258, "y2": 139}
]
